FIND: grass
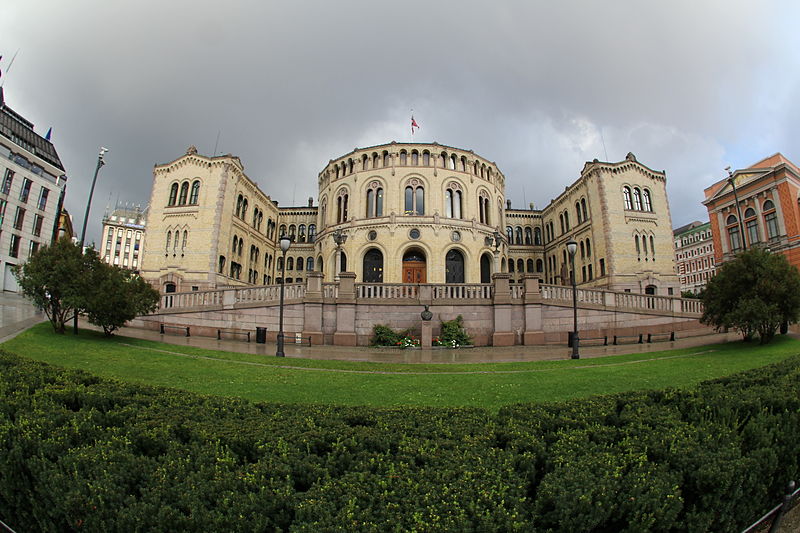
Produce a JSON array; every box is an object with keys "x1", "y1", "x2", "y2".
[{"x1": 3, "y1": 323, "x2": 800, "y2": 410}]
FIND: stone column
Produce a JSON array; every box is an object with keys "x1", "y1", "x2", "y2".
[
  {"x1": 522, "y1": 275, "x2": 544, "y2": 345},
  {"x1": 492, "y1": 273, "x2": 515, "y2": 346},
  {"x1": 333, "y1": 272, "x2": 357, "y2": 346},
  {"x1": 302, "y1": 272, "x2": 324, "y2": 345},
  {"x1": 421, "y1": 305, "x2": 433, "y2": 348}
]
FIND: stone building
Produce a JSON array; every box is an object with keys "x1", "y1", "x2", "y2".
[
  {"x1": 703, "y1": 153, "x2": 800, "y2": 268},
  {"x1": 0, "y1": 88, "x2": 67, "y2": 292},
  {"x1": 673, "y1": 220, "x2": 716, "y2": 294},
  {"x1": 99, "y1": 203, "x2": 147, "y2": 272},
  {"x1": 140, "y1": 143, "x2": 679, "y2": 296}
]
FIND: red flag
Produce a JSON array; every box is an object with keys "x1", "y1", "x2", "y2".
[{"x1": 411, "y1": 115, "x2": 420, "y2": 135}]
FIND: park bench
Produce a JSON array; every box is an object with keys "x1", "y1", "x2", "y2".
[
  {"x1": 160, "y1": 323, "x2": 190, "y2": 337},
  {"x1": 217, "y1": 328, "x2": 251, "y2": 342}
]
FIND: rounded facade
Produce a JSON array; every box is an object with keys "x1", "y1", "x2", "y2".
[{"x1": 315, "y1": 143, "x2": 508, "y2": 283}]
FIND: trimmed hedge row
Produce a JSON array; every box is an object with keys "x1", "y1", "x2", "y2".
[{"x1": 1, "y1": 349, "x2": 799, "y2": 531}]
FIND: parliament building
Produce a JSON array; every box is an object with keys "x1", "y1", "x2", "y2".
[{"x1": 139, "y1": 142, "x2": 680, "y2": 296}]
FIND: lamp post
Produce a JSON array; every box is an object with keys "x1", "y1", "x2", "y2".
[
  {"x1": 726, "y1": 166, "x2": 747, "y2": 251},
  {"x1": 332, "y1": 228, "x2": 347, "y2": 279},
  {"x1": 74, "y1": 147, "x2": 108, "y2": 334},
  {"x1": 276, "y1": 235, "x2": 292, "y2": 357},
  {"x1": 484, "y1": 230, "x2": 503, "y2": 271},
  {"x1": 566, "y1": 239, "x2": 579, "y2": 359}
]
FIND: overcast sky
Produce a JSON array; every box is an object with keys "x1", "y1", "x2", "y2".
[{"x1": 3, "y1": 1, "x2": 799, "y2": 245}]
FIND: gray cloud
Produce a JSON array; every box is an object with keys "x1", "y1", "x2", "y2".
[{"x1": 2, "y1": 0, "x2": 799, "y2": 245}]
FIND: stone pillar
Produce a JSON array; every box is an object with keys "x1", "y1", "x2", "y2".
[
  {"x1": 421, "y1": 305, "x2": 433, "y2": 348},
  {"x1": 522, "y1": 275, "x2": 544, "y2": 345},
  {"x1": 302, "y1": 272, "x2": 324, "y2": 345},
  {"x1": 222, "y1": 287, "x2": 236, "y2": 310},
  {"x1": 492, "y1": 273, "x2": 515, "y2": 346},
  {"x1": 333, "y1": 272, "x2": 357, "y2": 346}
]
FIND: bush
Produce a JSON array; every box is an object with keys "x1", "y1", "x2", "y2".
[
  {"x1": 369, "y1": 324, "x2": 412, "y2": 347},
  {"x1": 435, "y1": 315, "x2": 472, "y2": 347}
]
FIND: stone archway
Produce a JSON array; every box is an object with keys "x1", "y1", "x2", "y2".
[
  {"x1": 363, "y1": 248, "x2": 384, "y2": 282},
  {"x1": 402, "y1": 249, "x2": 426, "y2": 283},
  {"x1": 445, "y1": 249, "x2": 465, "y2": 283},
  {"x1": 480, "y1": 253, "x2": 492, "y2": 283}
]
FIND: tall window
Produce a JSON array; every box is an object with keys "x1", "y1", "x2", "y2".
[
  {"x1": 633, "y1": 188, "x2": 642, "y2": 210},
  {"x1": 366, "y1": 182, "x2": 383, "y2": 218},
  {"x1": 506, "y1": 226, "x2": 514, "y2": 243},
  {"x1": 337, "y1": 190, "x2": 349, "y2": 223},
  {"x1": 1, "y1": 169, "x2": 13, "y2": 195},
  {"x1": 32, "y1": 214, "x2": 43, "y2": 237},
  {"x1": 37, "y1": 188, "x2": 50, "y2": 210},
  {"x1": 363, "y1": 248, "x2": 384, "y2": 282},
  {"x1": 236, "y1": 194, "x2": 243, "y2": 217},
  {"x1": 763, "y1": 200, "x2": 779, "y2": 240},
  {"x1": 399, "y1": 151, "x2": 407, "y2": 165},
  {"x1": 13, "y1": 207, "x2": 25, "y2": 230},
  {"x1": 623, "y1": 187, "x2": 632, "y2": 209},
  {"x1": 534, "y1": 227, "x2": 542, "y2": 245},
  {"x1": 19, "y1": 178, "x2": 32, "y2": 203},
  {"x1": 642, "y1": 189, "x2": 652, "y2": 212},
  {"x1": 445, "y1": 183, "x2": 462, "y2": 218},
  {"x1": 524, "y1": 227, "x2": 532, "y2": 245},
  {"x1": 575, "y1": 201, "x2": 582, "y2": 224},
  {"x1": 744, "y1": 207, "x2": 759, "y2": 245},
  {"x1": 515, "y1": 226, "x2": 523, "y2": 245},
  {"x1": 298, "y1": 224, "x2": 306, "y2": 242},
  {"x1": 727, "y1": 214, "x2": 742, "y2": 252},
  {"x1": 189, "y1": 180, "x2": 200, "y2": 204},
  {"x1": 478, "y1": 191, "x2": 491, "y2": 224},
  {"x1": 404, "y1": 181, "x2": 424, "y2": 215},
  {"x1": 179, "y1": 181, "x2": 189, "y2": 205},
  {"x1": 308, "y1": 224, "x2": 316, "y2": 243}
]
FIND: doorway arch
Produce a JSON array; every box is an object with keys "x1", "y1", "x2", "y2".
[
  {"x1": 402, "y1": 248, "x2": 427, "y2": 283},
  {"x1": 363, "y1": 248, "x2": 384, "y2": 282},
  {"x1": 480, "y1": 253, "x2": 492, "y2": 283},
  {"x1": 445, "y1": 249, "x2": 465, "y2": 283}
]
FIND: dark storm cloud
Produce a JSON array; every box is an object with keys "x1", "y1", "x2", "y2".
[{"x1": 2, "y1": 0, "x2": 799, "y2": 244}]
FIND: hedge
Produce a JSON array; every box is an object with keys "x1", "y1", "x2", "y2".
[{"x1": 1, "y1": 348, "x2": 799, "y2": 531}]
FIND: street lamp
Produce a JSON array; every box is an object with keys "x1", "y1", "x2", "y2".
[
  {"x1": 726, "y1": 166, "x2": 747, "y2": 251},
  {"x1": 74, "y1": 146, "x2": 108, "y2": 334},
  {"x1": 566, "y1": 239, "x2": 579, "y2": 359},
  {"x1": 485, "y1": 230, "x2": 503, "y2": 271},
  {"x1": 276, "y1": 235, "x2": 292, "y2": 357},
  {"x1": 332, "y1": 228, "x2": 347, "y2": 279}
]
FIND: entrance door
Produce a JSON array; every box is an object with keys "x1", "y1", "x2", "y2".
[{"x1": 403, "y1": 262, "x2": 426, "y2": 283}]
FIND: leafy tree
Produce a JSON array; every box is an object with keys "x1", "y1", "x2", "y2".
[
  {"x1": 13, "y1": 238, "x2": 99, "y2": 334},
  {"x1": 701, "y1": 247, "x2": 800, "y2": 344},
  {"x1": 84, "y1": 264, "x2": 160, "y2": 336}
]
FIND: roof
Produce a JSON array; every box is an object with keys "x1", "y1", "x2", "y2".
[
  {"x1": 703, "y1": 152, "x2": 800, "y2": 201},
  {"x1": 0, "y1": 87, "x2": 65, "y2": 171},
  {"x1": 673, "y1": 220, "x2": 708, "y2": 236}
]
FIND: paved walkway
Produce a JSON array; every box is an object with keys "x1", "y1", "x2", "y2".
[{"x1": 1, "y1": 291, "x2": 745, "y2": 363}]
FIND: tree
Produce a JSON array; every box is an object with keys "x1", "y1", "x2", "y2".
[
  {"x1": 84, "y1": 264, "x2": 160, "y2": 336},
  {"x1": 13, "y1": 238, "x2": 99, "y2": 334},
  {"x1": 701, "y1": 247, "x2": 800, "y2": 344}
]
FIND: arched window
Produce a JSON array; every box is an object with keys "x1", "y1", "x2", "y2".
[
  {"x1": 650, "y1": 236, "x2": 655, "y2": 259},
  {"x1": 515, "y1": 226, "x2": 523, "y2": 245},
  {"x1": 480, "y1": 253, "x2": 492, "y2": 283},
  {"x1": 575, "y1": 201, "x2": 582, "y2": 224},
  {"x1": 287, "y1": 257, "x2": 294, "y2": 270},
  {"x1": 559, "y1": 213, "x2": 565, "y2": 234},
  {"x1": 517, "y1": 259, "x2": 524, "y2": 274},
  {"x1": 445, "y1": 249, "x2": 465, "y2": 283},
  {"x1": 508, "y1": 259, "x2": 515, "y2": 273},
  {"x1": 218, "y1": 255, "x2": 226, "y2": 273},
  {"x1": 189, "y1": 180, "x2": 200, "y2": 204},
  {"x1": 399, "y1": 150, "x2": 407, "y2": 165},
  {"x1": 586, "y1": 239, "x2": 592, "y2": 257},
  {"x1": 236, "y1": 195, "x2": 243, "y2": 217},
  {"x1": 298, "y1": 224, "x2": 306, "y2": 243},
  {"x1": 478, "y1": 191, "x2": 491, "y2": 225},
  {"x1": 168, "y1": 183, "x2": 179, "y2": 206},
  {"x1": 580, "y1": 241, "x2": 585, "y2": 259},
  {"x1": 727, "y1": 214, "x2": 742, "y2": 252},
  {"x1": 633, "y1": 188, "x2": 642, "y2": 210},
  {"x1": 445, "y1": 183, "x2": 462, "y2": 218},
  {"x1": 182, "y1": 230, "x2": 188, "y2": 251},
  {"x1": 527, "y1": 259, "x2": 534, "y2": 273},
  {"x1": 238, "y1": 238, "x2": 243, "y2": 256},
  {"x1": 635, "y1": 234, "x2": 641, "y2": 258},
  {"x1": 536, "y1": 259, "x2": 543, "y2": 272},
  {"x1": 277, "y1": 256, "x2": 284, "y2": 271},
  {"x1": 288, "y1": 225, "x2": 296, "y2": 239},
  {"x1": 404, "y1": 181, "x2": 424, "y2": 215},
  {"x1": 296, "y1": 257, "x2": 304, "y2": 271},
  {"x1": 308, "y1": 224, "x2": 316, "y2": 243},
  {"x1": 232, "y1": 235, "x2": 238, "y2": 254},
  {"x1": 165, "y1": 231, "x2": 171, "y2": 252},
  {"x1": 252, "y1": 208, "x2": 260, "y2": 228},
  {"x1": 347, "y1": 159, "x2": 353, "y2": 174},
  {"x1": 411, "y1": 150, "x2": 419, "y2": 165},
  {"x1": 534, "y1": 227, "x2": 542, "y2": 245},
  {"x1": 372, "y1": 152, "x2": 379, "y2": 168},
  {"x1": 279, "y1": 224, "x2": 286, "y2": 237},
  {"x1": 506, "y1": 226, "x2": 514, "y2": 243},
  {"x1": 363, "y1": 248, "x2": 384, "y2": 282},
  {"x1": 306, "y1": 257, "x2": 314, "y2": 271},
  {"x1": 623, "y1": 187, "x2": 632, "y2": 210},
  {"x1": 763, "y1": 200, "x2": 779, "y2": 240},
  {"x1": 366, "y1": 181, "x2": 383, "y2": 218},
  {"x1": 439, "y1": 152, "x2": 446, "y2": 168},
  {"x1": 642, "y1": 189, "x2": 652, "y2": 212},
  {"x1": 581, "y1": 198, "x2": 588, "y2": 221},
  {"x1": 524, "y1": 227, "x2": 532, "y2": 245},
  {"x1": 337, "y1": 190, "x2": 349, "y2": 223},
  {"x1": 241, "y1": 199, "x2": 248, "y2": 219},
  {"x1": 460, "y1": 156, "x2": 467, "y2": 172},
  {"x1": 564, "y1": 211, "x2": 570, "y2": 231},
  {"x1": 744, "y1": 207, "x2": 759, "y2": 245},
  {"x1": 382, "y1": 151, "x2": 390, "y2": 167},
  {"x1": 362, "y1": 154, "x2": 369, "y2": 170},
  {"x1": 317, "y1": 256, "x2": 323, "y2": 273},
  {"x1": 178, "y1": 182, "x2": 189, "y2": 205},
  {"x1": 422, "y1": 151, "x2": 430, "y2": 166}
]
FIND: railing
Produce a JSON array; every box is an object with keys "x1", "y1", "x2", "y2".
[
  {"x1": 614, "y1": 291, "x2": 673, "y2": 312},
  {"x1": 161, "y1": 289, "x2": 223, "y2": 310},
  {"x1": 509, "y1": 284, "x2": 524, "y2": 299},
  {"x1": 741, "y1": 481, "x2": 798, "y2": 533},
  {"x1": 357, "y1": 283, "x2": 419, "y2": 299},
  {"x1": 681, "y1": 298, "x2": 704, "y2": 314},
  {"x1": 322, "y1": 283, "x2": 338, "y2": 299},
  {"x1": 432, "y1": 284, "x2": 492, "y2": 300},
  {"x1": 540, "y1": 283, "x2": 703, "y2": 315}
]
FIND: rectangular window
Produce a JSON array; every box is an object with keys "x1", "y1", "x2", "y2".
[
  {"x1": 729, "y1": 226, "x2": 742, "y2": 252},
  {"x1": 1, "y1": 169, "x2": 13, "y2": 194},
  {"x1": 745, "y1": 219, "x2": 759, "y2": 245},
  {"x1": 32, "y1": 214, "x2": 43, "y2": 237},
  {"x1": 765, "y1": 212, "x2": 779, "y2": 240},
  {"x1": 19, "y1": 178, "x2": 32, "y2": 203},
  {"x1": 13, "y1": 207, "x2": 25, "y2": 230},
  {"x1": 599, "y1": 258, "x2": 606, "y2": 277},
  {"x1": 9, "y1": 234, "x2": 20, "y2": 258},
  {"x1": 28, "y1": 240, "x2": 39, "y2": 257},
  {"x1": 37, "y1": 187, "x2": 49, "y2": 210},
  {"x1": 0, "y1": 199, "x2": 6, "y2": 226}
]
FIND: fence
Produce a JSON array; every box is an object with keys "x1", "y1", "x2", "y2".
[{"x1": 741, "y1": 481, "x2": 798, "y2": 533}]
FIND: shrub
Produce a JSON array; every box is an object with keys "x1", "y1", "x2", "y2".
[
  {"x1": 435, "y1": 315, "x2": 472, "y2": 347},
  {"x1": 369, "y1": 324, "x2": 412, "y2": 347}
]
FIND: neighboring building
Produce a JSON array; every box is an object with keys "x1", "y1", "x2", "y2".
[
  {"x1": 703, "y1": 153, "x2": 800, "y2": 269},
  {"x1": 673, "y1": 220, "x2": 715, "y2": 294},
  {"x1": 99, "y1": 203, "x2": 147, "y2": 272},
  {"x1": 0, "y1": 88, "x2": 68, "y2": 292},
  {"x1": 57, "y1": 208, "x2": 75, "y2": 242},
  {"x1": 140, "y1": 144, "x2": 679, "y2": 295}
]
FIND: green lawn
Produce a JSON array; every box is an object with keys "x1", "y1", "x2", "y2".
[{"x1": 3, "y1": 323, "x2": 799, "y2": 410}]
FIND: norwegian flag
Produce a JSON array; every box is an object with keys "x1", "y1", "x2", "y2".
[{"x1": 411, "y1": 115, "x2": 420, "y2": 135}]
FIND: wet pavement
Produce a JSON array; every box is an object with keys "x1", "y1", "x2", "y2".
[{"x1": 1, "y1": 291, "x2": 746, "y2": 363}]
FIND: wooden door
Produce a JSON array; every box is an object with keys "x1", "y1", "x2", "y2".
[{"x1": 403, "y1": 261, "x2": 427, "y2": 283}]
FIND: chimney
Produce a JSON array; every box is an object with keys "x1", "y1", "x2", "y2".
[
  {"x1": 308, "y1": 197, "x2": 314, "y2": 207},
  {"x1": 506, "y1": 199, "x2": 511, "y2": 210}
]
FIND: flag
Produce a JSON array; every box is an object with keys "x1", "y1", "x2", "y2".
[
  {"x1": 411, "y1": 115, "x2": 420, "y2": 135},
  {"x1": 44, "y1": 127, "x2": 52, "y2": 141}
]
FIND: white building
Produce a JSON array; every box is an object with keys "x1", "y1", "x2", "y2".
[
  {"x1": 0, "y1": 88, "x2": 67, "y2": 292},
  {"x1": 100, "y1": 203, "x2": 147, "y2": 272}
]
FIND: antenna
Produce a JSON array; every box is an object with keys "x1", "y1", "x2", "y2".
[
  {"x1": 213, "y1": 130, "x2": 221, "y2": 156},
  {"x1": 599, "y1": 127, "x2": 609, "y2": 161},
  {"x1": 0, "y1": 49, "x2": 20, "y2": 88}
]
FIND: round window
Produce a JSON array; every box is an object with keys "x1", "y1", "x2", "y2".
[
  {"x1": 368, "y1": 230, "x2": 377, "y2": 241},
  {"x1": 451, "y1": 231, "x2": 461, "y2": 242},
  {"x1": 409, "y1": 228, "x2": 421, "y2": 239}
]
